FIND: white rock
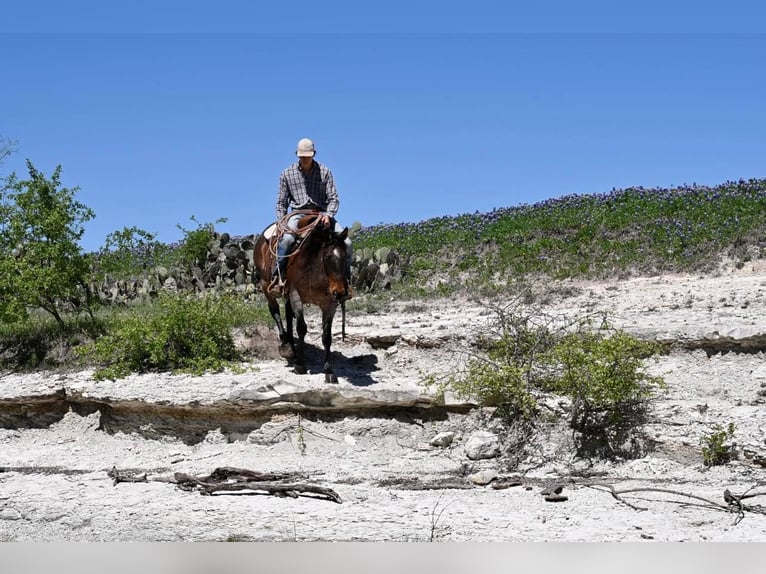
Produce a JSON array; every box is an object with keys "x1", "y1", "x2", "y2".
[
  {"x1": 464, "y1": 431, "x2": 501, "y2": 460},
  {"x1": 468, "y1": 470, "x2": 498, "y2": 485},
  {"x1": 429, "y1": 431, "x2": 455, "y2": 447}
]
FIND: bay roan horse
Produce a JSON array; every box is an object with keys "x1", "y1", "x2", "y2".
[{"x1": 252, "y1": 213, "x2": 351, "y2": 383}]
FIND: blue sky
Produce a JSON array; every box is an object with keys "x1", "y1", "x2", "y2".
[{"x1": 1, "y1": 3, "x2": 765, "y2": 251}]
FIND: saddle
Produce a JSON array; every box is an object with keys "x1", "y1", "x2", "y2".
[{"x1": 262, "y1": 211, "x2": 329, "y2": 242}]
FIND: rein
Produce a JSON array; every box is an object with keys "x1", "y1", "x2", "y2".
[{"x1": 268, "y1": 209, "x2": 323, "y2": 262}]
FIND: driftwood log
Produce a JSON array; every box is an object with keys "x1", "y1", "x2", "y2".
[{"x1": 108, "y1": 465, "x2": 342, "y2": 504}]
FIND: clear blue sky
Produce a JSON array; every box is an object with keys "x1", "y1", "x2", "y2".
[{"x1": 1, "y1": 2, "x2": 765, "y2": 251}]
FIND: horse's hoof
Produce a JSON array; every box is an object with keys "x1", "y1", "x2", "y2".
[
  {"x1": 279, "y1": 344, "x2": 295, "y2": 360},
  {"x1": 325, "y1": 372, "x2": 338, "y2": 384},
  {"x1": 294, "y1": 364, "x2": 307, "y2": 375}
]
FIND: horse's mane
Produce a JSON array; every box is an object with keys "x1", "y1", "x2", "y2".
[{"x1": 295, "y1": 214, "x2": 345, "y2": 249}]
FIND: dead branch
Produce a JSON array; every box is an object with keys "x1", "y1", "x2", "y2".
[
  {"x1": 108, "y1": 466, "x2": 341, "y2": 504},
  {"x1": 589, "y1": 484, "x2": 766, "y2": 524},
  {"x1": 205, "y1": 466, "x2": 305, "y2": 482},
  {"x1": 174, "y1": 477, "x2": 343, "y2": 504},
  {"x1": 108, "y1": 466, "x2": 147, "y2": 485}
]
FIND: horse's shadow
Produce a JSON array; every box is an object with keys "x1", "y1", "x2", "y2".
[{"x1": 295, "y1": 343, "x2": 380, "y2": 387}]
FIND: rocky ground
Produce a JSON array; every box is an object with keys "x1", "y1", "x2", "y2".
[{"x1": 2, "y1": 261, "x2": 766, "y2": 541}]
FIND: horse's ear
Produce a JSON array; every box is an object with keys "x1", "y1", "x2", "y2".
[{"x1": 337, "y1": 227, "x2": 348, "y2": 241}]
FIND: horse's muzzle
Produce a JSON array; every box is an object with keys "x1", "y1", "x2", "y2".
[{"x1": 330, "y1": 287, "x2": 352, "y2": 302}]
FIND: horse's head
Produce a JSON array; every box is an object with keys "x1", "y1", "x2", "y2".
[{"x1": 320, "y1": 226, "x2": 350, "y2": 302}]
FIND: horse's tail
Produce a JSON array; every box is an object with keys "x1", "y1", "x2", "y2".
[{"x1": 251, "y1": 234, "x2": 272, "y2": 285}]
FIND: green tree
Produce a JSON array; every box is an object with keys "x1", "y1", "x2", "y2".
[
  {"x1": 95, "y1": 225, "x2": 166, "y2": 279},
  {"x1": 0, "y1": 160, "x2": 95, "y2": 327},
  {"x1": 0, "y1": 137, "x2": 16, "y2": 171},
  {"x1": 0, "y1": 139, "x2": 21, "y2": 322},
  {"x1": 176, "y1": 215, "x2": 227, "y2": 269}
]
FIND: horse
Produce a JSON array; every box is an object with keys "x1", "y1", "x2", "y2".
[{"x1": 252, "y1": 211, "x2": 351, "y2": 383}]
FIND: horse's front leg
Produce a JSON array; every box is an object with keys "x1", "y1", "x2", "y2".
[
  {"x1": 322, "y1": 306, "x2": 338, "y2": 383},
  {"x1": 267, "y1": 296, "x2": 294, "y2": 360},
  {"x1": 289, "y1": 292, "x2": 308, "y2": 375},
  {"x1": 279, "y1": 297, "x2": 296, "y2": 360}
]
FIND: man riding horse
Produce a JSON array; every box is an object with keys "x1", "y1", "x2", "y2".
[{"x1": 268, "y1": 137, "x2": 353, "y2": 298}]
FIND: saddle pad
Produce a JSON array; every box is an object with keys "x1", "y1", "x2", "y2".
[{"x1": 262, "y1": 222, "x2": 278, "y2": 240}]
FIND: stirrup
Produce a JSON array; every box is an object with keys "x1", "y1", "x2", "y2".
[{"x1": 267, "y1": 277, "x2": 284, "y2": 297}]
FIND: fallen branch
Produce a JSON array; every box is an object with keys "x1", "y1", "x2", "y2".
[
  {"x1": 108, "y1": 467, "x2": 148, "y2": 485},
  {"x1": 108, "y1": 466, "x2": 342, "y2": 504},
  {"x1": 589, "y1": 484, "x2": 766, "y2": 524},
  {"x1": 174, "y1": 474, "x2": 342, "y2": 503},
  {"x1": 205, "y1": 466, "x2": 305, "y2": 483}
]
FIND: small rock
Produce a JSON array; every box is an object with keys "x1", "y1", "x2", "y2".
[
  {"x1": 540, "y1": 484, "x2": 566, "y2": 496},
  {"x1": 0, "y1": 507, "x2": 22, "y2": 520},
  {"x1": 464, "y1": 431, "x2": 501, "y2": 460},
  {"x1": 384, "y1": 345, "x2": 399, "y2": 358},
  {"x1": 544, "y1": 494, "x2": 569, "y2": 503},
  {"x1": 491, "y1": 478, "x2": 524, "y2": 490},
  {"x1": 430, "y1": 431, "x2": 455, "y2": 447},
  {"x1": 203, "y1": 429, "x2": 228, "y2": 444},
  {"x1": 467, "y1": 470, "x2": 498, "y2": 485}
]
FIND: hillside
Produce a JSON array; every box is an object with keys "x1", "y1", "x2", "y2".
[{"x1": 354, "y1": 177, "x2": 766, "y2": 283}]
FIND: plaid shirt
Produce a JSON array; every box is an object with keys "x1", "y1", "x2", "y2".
[{"x1": 276, "y1": 161, "x2": 340, "y2": 218}]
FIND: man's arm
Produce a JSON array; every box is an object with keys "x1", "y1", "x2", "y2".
[
  {"x1": 276, "y1": 172, "x2": 289, "y2": 219},
  {"x1": 324, "y1": 169, "x2": 340, "y2": 217}
]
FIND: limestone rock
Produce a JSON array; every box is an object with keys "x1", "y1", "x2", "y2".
[
  {"x1": 464, "y1": 431, "x2": 501, "y2": 460},
  {"x1": 430, "y1": 431, "x2": 455, "y2": 447},
  {"x1": 468, "y1": 470, "x2": 498, "y2": 485}
]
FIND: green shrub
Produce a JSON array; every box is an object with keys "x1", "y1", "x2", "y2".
[
  {"x1": 443, "y1": 296, "x2": 561, "y2": 420},
  {"x1": 547, "y1": 326, "x2": 665, "y2": 433},
  {"x1": 80, "y1": 293, "x2": 243, "y2": 379},
  {"x1": 701, "y1": 422, "x2": 736, "y2": 466},
  {"x1": 450, "y1": 359, "x2": 537, "y2": 419},
  {"x1": 0, "y1": 312, "x2": 104, "y2": 371},
  {"x1": 93, "y1": 226, "x2": 170, "y2": 279},
  {"x1": 175, "y1": 215, "x2": 226, "y2": 268},
  {"x1": 441, "y1": 301, "x2": 664, "y2": 457}
]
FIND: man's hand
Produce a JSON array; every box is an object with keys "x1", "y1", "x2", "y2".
[{"x1": 318, "y1": 212, "x2": 331, "y2": 227}]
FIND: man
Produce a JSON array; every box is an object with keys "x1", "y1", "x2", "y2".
[{"x1": 269, "y1": 137, "x2": 353, "y2": 296}]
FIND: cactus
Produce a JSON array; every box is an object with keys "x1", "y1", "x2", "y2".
[
  {"x1": 348, "y1": 221, "x2": 362, "y2": 239},
  {"x1": 374, "y1": 247, "x2": 390, "y2": 263}
]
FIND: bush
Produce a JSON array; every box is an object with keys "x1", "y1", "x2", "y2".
[
  {"x1": 547, "y1": 324, "x2": 665, "y2": 433},
  {"x1": 93, "y1": 226, "x2": 170, "y2": 279},
  {"x1": 446, "y1": 296, "x2": 558, "y2": 419},
  {"x1": 451, "y1": 360, "x2": 537, "y2": 419},
  {"x1": 175, "y1": 215, "x2": 226, "y2": 269},
  {"x1": 0, "y1": 313, "x2": 104, "y2": 371},
  {"x1": 442, "y1": 300, "x2": 665, "y2": 457},
  {"x1": 701, "y1": 422, "x2": 736, "y2": 466},
  {"x1": 80, "y1": 293, "x2": 244, "y2": 379}
]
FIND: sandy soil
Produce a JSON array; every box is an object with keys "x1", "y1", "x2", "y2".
[{"x1": 2, "y1": 261, "x2": 766, "y2": 541}]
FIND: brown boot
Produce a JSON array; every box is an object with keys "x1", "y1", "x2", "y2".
[{"x1": 267, "y1": 277, "x2": 284, "y2": 297}]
